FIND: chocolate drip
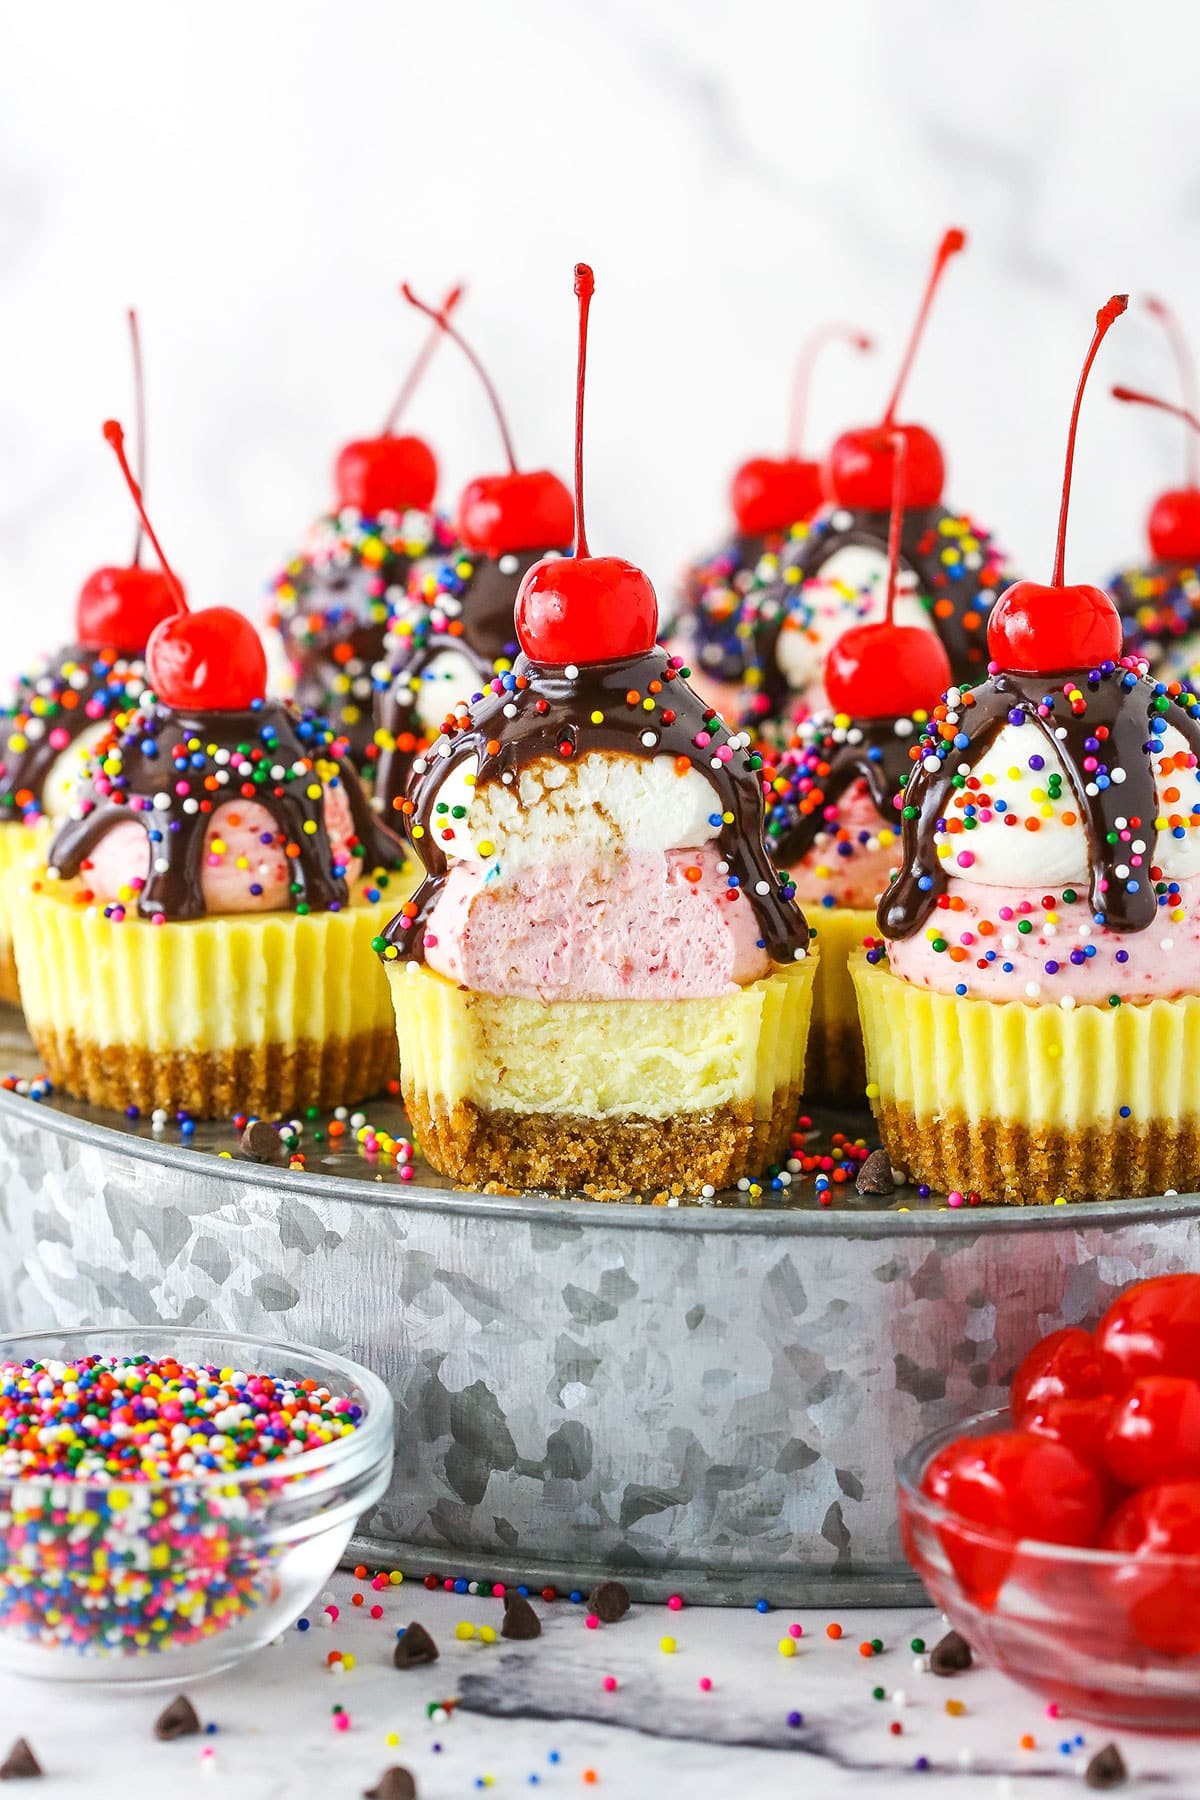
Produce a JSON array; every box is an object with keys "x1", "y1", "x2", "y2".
[
  {"x1": 1111, "y1": 557, "x2": 1200, "y2": 680},
  {"x1": 50, "y1": 699, "x2": 405, "y2": 923},
  {"x1": 0, "y1": 646, "x2": 147, "y2": 820},
  {"x1": 382, "y1": 648, "x2": 806, "y2": 966},
  {"x1": 743, "y1": 505, "x2": 1008, "y2": 727},
  {"x1": 374, "y1": 544, "x2": 563, "y2": 816},
  {"x1": 270, "y1": 508, "x2": 453, "y2": 766},
  {"x1": 680, "y1": 531, "x2": 771, "y2": 684},
  {"x1": 879, "y1": 665, "x2": 1200, "y2": 940},
  {"x1": 767, "y1": 716, "x2": 916, "y2": 865}
]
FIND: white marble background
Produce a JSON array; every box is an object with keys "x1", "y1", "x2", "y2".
[{"x1": 1, "y1": 0, "x2": 1199, "y2": 673}]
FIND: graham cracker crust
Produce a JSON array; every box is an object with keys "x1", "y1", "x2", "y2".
[
  {"x1": 804, "y1": 1017, "x2": 867, "y2": 1104},
  {"x1": 0, "y1": 944, "x2": 20, "y2": 1009},
  {"x1": 28, "y1": 1025, "x2": 398, "y2": 1119},
  {"x1": 873, "y1": 1097, "x2": 1200, "y2": 1205},
  {"x1": 407, "y1": 1085, "x2": 803, "y2": 1195}
]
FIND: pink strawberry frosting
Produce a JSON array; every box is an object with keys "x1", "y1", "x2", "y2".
[
  {"x1": 423, "y1": 843, "x2": 771, "y2": 1001},
  {"x1": 79, "y1": 784, "x2": 362, "y2": 914},
  {"x1": 885, "y1": 876, "x2": 1200, "y2": 1004}
]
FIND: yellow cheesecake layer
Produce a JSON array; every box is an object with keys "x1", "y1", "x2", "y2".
[
  {"x1": 389, "y1": 958, "x2": 816, "y2": 1121},
  {"x1": 0, "y1": 821, "x2": 50, "y2": 1004},
  {"x1": 851, "y1": 953, "x2": 1200, "y2": 1129},
  {"x1": 13, "y1": 876, "x2": 403, "y2": 1054},
  {"x1": 804, "y1": 904, "x2": 874, "y2": 1099}
]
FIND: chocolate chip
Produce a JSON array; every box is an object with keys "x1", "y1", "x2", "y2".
[
  {"x1": 240, "y1": 1119, "x2": 281, "y2": 1161},
  {"x1": 153, "y1": 1695, "x2": 201, "y2": 1740},
  {"x1": 0, "y1": 1740, "x2": 42, "y2": 1781},
  {"x1": 587, "y1": 1579, "x2": 631, "y2": 1623},
  {"x1": 856, "y1": 1149, "x2": 895, "y2": 1195},
  {"x1": 1085, "y1": 1744, "x2": 1128, "y2": 1790},
  {"x1": 392, "y1": 1621, "x2": 439, "y2": 1668},
  {"x1": 929, "y1": 1629, "x2": 972, "y2": 1675},
  {"x1": 364, "y1": 1769, "x2": 417, "y2": 1800},
  {"x1": 500, "y1": 1593, "x2": 542, "y2": 1639}
]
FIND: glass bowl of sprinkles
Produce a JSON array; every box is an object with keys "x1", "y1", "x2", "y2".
[
  {"x1": 0, "y1": 1328, "x2": 392, "y2": 1684},
  {"x1": 899, "y1": 1409, "x2": 1200, "y2": 1730}
]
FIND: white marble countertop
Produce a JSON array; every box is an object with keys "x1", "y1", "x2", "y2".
[{"x1": 0, "y1": 1568, "x2": 1190, "y2": 1798}]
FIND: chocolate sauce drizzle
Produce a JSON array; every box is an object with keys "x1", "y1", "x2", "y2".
[
  {"x1": 767, "y1": 716, "x2": 917, "y2": 866},
  {"x1": 374, "y1": 545, "x2": 563, "y2": 815},
  {"x1": 271, "y1": 508, "x2": 453, "y2": 766},
  {"x1": 381, "y1": 647, "x2": 807, "y2": 966},
  {"x1": 744, "y1": 504, "x2": 1010, "y2": 726},
  {"x1": 50, "y1": 698, "x2": 405, "y2": 922},
  {"x1": 879, "y1": 665, "x2": 1200, "y2": 940},
  {"x1": 681, "y1": 531, "x2": 771, "y2": 684},
  {"x1": 0, "y1": 646, "x2": 147, "y2": 819}
]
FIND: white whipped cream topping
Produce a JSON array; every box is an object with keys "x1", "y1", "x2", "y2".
[
  {"x1": 775, "y1": 546, "x2": 934, "y2": 695},
  {"x1": 932, "y1": 719, "x2": 1200, "y2": 887},
  {"x1": 421, "y1": 749, "x2": 723, "y2": 874}
]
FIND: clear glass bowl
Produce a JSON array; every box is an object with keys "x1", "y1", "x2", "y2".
[
  {"x1": 899, "y1": 1406, "x2": 1200, "y2": 1731},
  {"x1": 0, "y1": 1327, "x2": 393, "y2": 1685}
]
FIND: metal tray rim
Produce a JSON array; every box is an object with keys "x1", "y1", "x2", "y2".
[{"x1": 6, "y1": 1085, "x2": 1199, "y2": 1238}]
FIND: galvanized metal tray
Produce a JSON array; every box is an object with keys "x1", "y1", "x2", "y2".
[{"x1": 0, "y1": 1017, "x2": 1197, "y2": 1606}]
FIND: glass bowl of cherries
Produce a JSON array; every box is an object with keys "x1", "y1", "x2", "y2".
[{"x1": 898, "y1": 1273, "x2": 1200, "y2": 1730}]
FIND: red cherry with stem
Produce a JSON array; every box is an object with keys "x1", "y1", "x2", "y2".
[
  {"x1": 986, "y1": 296, "x2": 1128, "y2": 674},
  {"x1": 514, "y1": 266, "x2": 658, "y2": 665},
  {"x1": 77, "y1": 313, "x2": 186, "y2": 652},
  {"x1": 1102, "y1": 1482, "x2": 1200, "y2": 1657},
  {"x1": 730, "y1": 324, "x2": 873, "y2": 535},
  {"x1": 937, "y1": 1431, "x2": 1105, "y2": 1608},
  {"x1": 1096, "y1": 1272, "x2": 1200, "y2": 1386},
  {"x1": 98, "y1": 418, "x2": 187, "y2": 617},
  {"x1": 1010, "y1": 1325, "x2": 1108, "y2": 1427},
  {"x1": 823, "y1": 228, "x2": 966, "y2": 511},
  {"x1": 1102, "y1": 1376, "x2": 1200, "y2": 1488},
  {"x1": 823, "y1": 429, "x2": 952, "y2": 717},
  {"x1": 333, "y1": 282, "x2": 463, "y2": 515},
  {"x1": 147, "y1": 607, "x2": 268, "y2": 711},
  {"x1": 401, "y1": 282, "x2": 573, "y2": 556},
  {"x1": 1112, "y1": 368, "x2": 1200, "y2": 562}
]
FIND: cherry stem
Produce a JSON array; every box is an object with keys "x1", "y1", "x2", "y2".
[
  {"x1": 572, "y1": 264, "x2": 595, "y2": 561},
  {"x1": 400, "y1": 282, "x2": 517, "y2": 473},
  {"x1": 1144, "y1": 297, "x2": 1200, "y2": 488},
  {"x1": 787, "y1": 323, "x2": 873, "y2": 457},
  {"x1": 883, "y1": 430, "x2": 908, "y2": 628},
  {"x1": 128, "y1": 308, "x2": 146, "y2": 567},
  {"x1": 881, "y1": 227, "x2": 967, "y2": 426},
  {"x1": 101, "y1": 420, "x2": 186, "y2": 611},
  {"x1": 1113, "y1": 384, "x2": 1200, "y2": 438},
  {"x1": 1050, "y1": 295, "x2": 1129, "y2": 588},
  {"x1": 382, "y1": 282, "x2": 464, "y2": 435}
]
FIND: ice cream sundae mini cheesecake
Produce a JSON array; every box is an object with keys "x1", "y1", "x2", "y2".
[
  {"x1": 856, "y1": 296, "x2": 1200, "y2": 1203},
  {"x1": 12, "y1": 424, "x2": 408, "y2": 1117},
  {"x1": 379, "y1": 268, "x2": 814, "y2": 1193}
]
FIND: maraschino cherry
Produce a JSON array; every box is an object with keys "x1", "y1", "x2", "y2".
[
  {"x1": 823, "y1": 228, "x2": 967, "y2": 512},
  {"x1": 76, "y1": 310, "x2": 186, "y2": 654},
  {"x1": 515, "y1": 265, "x2": 658, "y2": 665},
  {"x1": 333, "y1": 283, "x2": 463, "y2": 517},
  {"x1": 401, "y1": 282, "x2": 573, "y2": 557},
  {"x1": 730, "y1": 323, "x2": 873, "y2": 536},
  {"x1": 986, "y1": 296, "x2": 1128, "y2": 674},
  {"x1": 101, "y1": 418, "x2": 267, "y2": 711},
  {"x1": 822, "y1": 430, "x2": 952, "y2": 717}
]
